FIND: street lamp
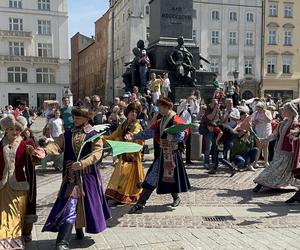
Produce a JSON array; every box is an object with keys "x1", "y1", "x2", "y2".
[{"x1": 233, "y1": 70, "x2": 239, "y2": 81}]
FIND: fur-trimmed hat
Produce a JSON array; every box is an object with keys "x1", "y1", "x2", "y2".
[
  {"x1": 157, "y1": 97, "x2": 173, "y2": 109},
  {"x1": 72, "y1": 106, "x2": 94, "y2": 119},
  {"x1": 0, "y1": 114, "x2": 27, "y2": 132},
  {"x1": 124, "y1": 102, "x2": 142, "y2": 117}
]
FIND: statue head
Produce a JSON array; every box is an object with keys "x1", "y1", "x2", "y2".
[
  {"x1": 132, "y1": 47, "x2": 140, "y2": 57},
  {"x1": 137, "y1": 40, "x2": 145, "y2": 49},
  {"x1": 177, "y1": 36, "x2": 184, "y2": 46}
]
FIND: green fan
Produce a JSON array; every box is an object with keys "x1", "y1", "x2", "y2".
[
  {"x1": 163, "y1": 124, "x2": 195, "y2": 134},
  {"x1": 106, "y1": 140, "x2": 143, "y2": 157}
]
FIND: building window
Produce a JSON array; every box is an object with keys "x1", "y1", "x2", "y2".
[
  {"x1": 8, "y1": 66, "x2": 27, "y2": 83},
  {"x1": 284, "y1": 31, "x2": 292, "y2": 45},
  {"x1": 38, "y1": 20, "x2": 51, "y2": 35},
  {"x1": 229, "y1": 32, "x2": 237, "y2": 45},
  {"x1": 246, "y1": 13, "x2": 254, "y2": 22},
  {"x1": 244, "y1": 59, "x2": 253, "y2": 75},
  {"x1": 145, "y1": 5, "x2": 150, "y2": 15},
  {"x1": 9, "y1": 0, "x2": 22, "y2": 8},
  {"x1": 245, "y1": 32, "x2": 254, "y2": 46},
  {"x1": 37, "y1": 93, "x2": 56, "y2": 108},
  {"x1": 193, "y1": 9, "x2": 197, "y2": 18},
  {"x1": 36, "y1": 68, "x2": 55, "y2": 83},
  {"x1": 284, "y1": 5, "x2": 293, "y2": 18},
  {"x1": 229, "y1": 12, "x2": 237, "y2": 22},
  {"x1": 146, "y1": 27, "x2": 150, "y2": 41},
  {"x1": 228, "y1": 58, "x2": 238, "y2": 73},
  {"x1": 37, "y1": 43, "x2": 52, "y2": 57},
  {"x1": 283, "y1": 56, "x2": 292, "y2": 74},
  {"x1": 9, "y1": 18, "x2": 23, "y2": 31},
  {"x1": 193, "y1": 30, "x2": 196, "y2": 42},
  {"x1": 211, "y1": 31, "x2": 220, "y2": 44},
  {"x1": 269, "y1": 4, "x2": 277, "y2": 17},
  {"x1": 268, "y1": 30, "x2": 276, "y2": 45},
  {"x1": 267, "y1": 56, "x2": 277, "y2": 74},
  {"x1": 38, "y1": 0, "x2": 50, "y2": 11},
  {"x1": 211, "y1": 11, "x2": 220, "y2": 21},
  {"x1": 9, "y1": 41, "x2": 24, "y2": 56},
  {"x1": 210, "y1": 58, "x2": 220, "y2": 73}
]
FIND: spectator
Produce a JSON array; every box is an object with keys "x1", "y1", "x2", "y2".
[
  {"x1": 177, "y1": 99, "x2": 193, "y2": 165},
  {"x1": 252, "y1": 102, "x2": 273, "y2": 167},
  {"x1": 90, "y1": 95, "x2": 107, "y2": 125},
  {"x1": 161, "y1": 72, "x2": 171, "y2": 98},
  {"x1": 60, "y1": 96, "x2": 73, "y2": 131},
  {"x1": 265, "y1": 94, "x2": 275, "y2": 107},
  {"x1": 200, "y1": 99, "x2": 220, "y2": 169},
  {"x1": 221, "y1": 98, "x2": 240, "y2": 129},
  {"x1": 48, "y1": 110, "x2": 64, "y2": 139},
  {"x1": 122, "y1": 93, "x2": 130, "y2": 106},
  {"x1": 238, "y1": 99, "x2": 250, "y2": 114},
  {"x1": 138, "y1": 49, "x2": 150, "y2": 88},
  {"x1": 83, "y1": 96, "x2": 92, "y2": 109},
  {"x1": 230, "y1": 128, "x2": 258, "y2": 171}
]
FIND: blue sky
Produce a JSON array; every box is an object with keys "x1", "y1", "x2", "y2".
[{"x1": 68, "y1": 0, "x2": 109, "y2": 40}]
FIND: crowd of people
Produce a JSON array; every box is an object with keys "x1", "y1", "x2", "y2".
[{"x1": 1, "y1": 73, "x2": 300, "y2": 250}]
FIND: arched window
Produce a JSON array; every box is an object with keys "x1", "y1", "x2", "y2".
[
  {"x1": 8, "y1": 66, "x2": 27, "y2": 82},
  {"x1": 36, "y1": 68, "x2": 55, "y2": 83}
]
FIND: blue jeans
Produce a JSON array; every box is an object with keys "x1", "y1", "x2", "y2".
[
  {"x1": 204, "y1": 132, "x2": 213, "y2": 164},
  {"x1": 232, "y1": 147, "x2": 259, "y2": 169}
]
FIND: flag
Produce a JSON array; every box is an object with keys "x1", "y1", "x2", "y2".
[{"x1": 163, "y1": 123, "x2": 195, "y2": 134}]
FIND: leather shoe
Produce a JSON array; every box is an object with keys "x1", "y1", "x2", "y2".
[
  {"x1": 128, "y1": 204, "x2": 144, "y2": 214},
  {"x1": 76, "y1": 228, "x2": 84, "y2": 240},
  {"x1": 171, "y1": 197, "x2": 181, "y2": 207},
  {"x1": 285, "y1": 195, "x2": 300, "y2": 203},
  {"x1": 56, "y1": 243, "x2": 70, "y2": 250},
  {"x1": 253, "y1": 184, "x2": 262, "y2": 193}
]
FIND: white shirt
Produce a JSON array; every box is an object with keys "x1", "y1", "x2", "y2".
[
  {"x1": 224, "y1": 108, "x2": 240, "y2": 128},
  {"x1": 49, "y1": 117, "x2": 64, "y2": 138},
  {"x1": 178, "y1": 108, "x2": 192, "y2": 124}
]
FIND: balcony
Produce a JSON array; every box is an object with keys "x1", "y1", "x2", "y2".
[
  {"x1": 0, "y1": 30, "x2": 32, "y2": 39},
  {"x1": 0, "y1": 55, "x2": 59, "y2": 64}
]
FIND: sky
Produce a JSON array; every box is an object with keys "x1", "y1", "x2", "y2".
[{"x1": 68, "y1": 0, "x2": 109, "y2": 40}]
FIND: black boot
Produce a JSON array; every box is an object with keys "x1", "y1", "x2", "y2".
[
  {"x1": 56, "y1": 223, "x2": 73, "y2": 250},
  {"x1": 128, "y1": 188, "x2": 153, "y2": 214},
  {"x1": 285, "y1": 191, "x2": 300, "y2": 203},
  {"x1": 76, "y1": 228, "x2": 84, "y2": 240},
  {"x1": 253, "y1": 184, "x2": 262, "y2": 193},
  {"x1": 171, "y1": 193, "x2": 181, "y2": 207}
]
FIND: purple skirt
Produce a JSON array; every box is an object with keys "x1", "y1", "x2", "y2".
[{"x1": 42, "y1": 167, "x2": 111, "y2": 234}]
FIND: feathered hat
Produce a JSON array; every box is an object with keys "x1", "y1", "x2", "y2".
[{"x1": 0, "y1": 114, "x2": 27, "y2": 132}]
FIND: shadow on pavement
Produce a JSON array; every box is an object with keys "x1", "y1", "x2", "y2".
[{"x1": 25, "y1": 236, "x2": 95, "y2": 250}]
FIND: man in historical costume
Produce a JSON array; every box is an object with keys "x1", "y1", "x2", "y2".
[
  {"x1": 0, "y1": 115, "x2": 40, "y2": 248},
  {"x1": 125, "y1": 97, "x2": 191, "y2": 214},
  {"x1": 41, "y1": 105, "x2": 111, "y2": 250},
  {"x1": 103, "y1": 103, "x2": 145, "y2": 204}
]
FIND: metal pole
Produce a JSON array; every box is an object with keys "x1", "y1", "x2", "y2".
[{"x1": 260, "y1": 0, "x2": 265, "y2": 98}]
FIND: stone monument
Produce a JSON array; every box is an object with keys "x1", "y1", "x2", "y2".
[{"x1": 148, "y1": 0, "x2": 216, "y2": 103}]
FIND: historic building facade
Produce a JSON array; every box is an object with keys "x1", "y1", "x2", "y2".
[
  {"x1": 71, "y1": 12, "x2": 109, "y2": 102},
  {"x1": 193, "y1": 0, "x2": 263, "y2": 99},
  {"x1": 0, "y1": 0, "x2": 69, "y2": 109},
  {"x1": 262, "y1": 0, "x2": 300, "y2": 99}
]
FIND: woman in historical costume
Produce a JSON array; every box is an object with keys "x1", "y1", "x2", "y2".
[
  {"x1": 125, "y1": 97, "x2": 191, "y2": 214},
  {"x1": 0, "y1": 115, "x2": 40, "y2": 248},
  {"x1": 253, "y1": 103, "x2": 300, "y2": 193},
  {"x1": 104, "y1": 102, "x2": 144, "y2": 204},
  {"x1": 41, "y1": 105, "x2": 111, "y2": 250}
]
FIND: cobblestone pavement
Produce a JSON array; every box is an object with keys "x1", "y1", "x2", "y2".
[{"x1": 25, "y1": 118, "x2": 300, "y2": 249}]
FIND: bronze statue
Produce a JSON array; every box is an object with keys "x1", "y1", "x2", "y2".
[{"x1": 168, "y1": 36, "x2": 196, "y2": 85}]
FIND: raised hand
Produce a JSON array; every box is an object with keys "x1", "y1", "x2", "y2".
[{"x1": 124, "y1": 132, "x2": 134, "y2": 141}]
